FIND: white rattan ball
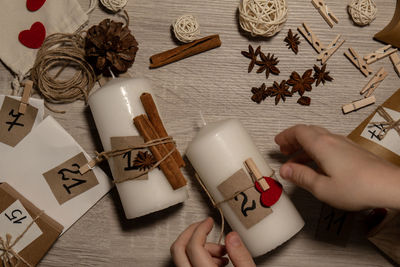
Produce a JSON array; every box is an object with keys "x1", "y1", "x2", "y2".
[
  {"x1": 348, "y1": 0, "x2": 377, "y2": 26},
  {"x1": 239, "y1": 0, "x2": 288, "y2": 37},
  {"x1": 173, "y1": 15, "x2": 201, "y2": 43},
  {"x1": 100, "y1": 0, "x2": 127, "y2": 13}
]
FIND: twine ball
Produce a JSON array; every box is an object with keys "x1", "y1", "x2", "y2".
[
  {"x1": 173, "y1": 15, "x2": 200, "y2": 43},
  {"x1": 100, "y1": 0, "x2": 127, "y2": 12},
  {"x1": 239, "y1": 0, "x2": 288, "y2": 37},
  {"x1": 348, "y1": 0, "x2": 377, "y2": 26}
]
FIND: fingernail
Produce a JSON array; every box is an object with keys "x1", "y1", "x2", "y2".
[
  {"x1": 281, "y1": 164, "x2": 292, "y2": 179},
  {"x1": 229, "y1": 232, "x2": 242, "y2": 248}
]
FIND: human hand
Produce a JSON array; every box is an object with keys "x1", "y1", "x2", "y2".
[
  {"x1": 275, "y1": 124, "x2": 400, "y2": 211},
  {"x1": 170, "y1": 217, "x2": 255, "y2": 267}
]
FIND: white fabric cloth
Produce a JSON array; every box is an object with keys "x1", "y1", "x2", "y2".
[{"x1": 0, "y1": 0, "x2": 88, "y2": 77}]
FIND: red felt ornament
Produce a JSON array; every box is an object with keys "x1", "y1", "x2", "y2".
[
  {"x1": 255, "y1": 177, "x2": 283, "y2": 207},
  {"x1": 18, "y1": 22, "x2": 46, "y2": 49},
  {"x1": 27, "y1": 0, "x2": 46, "y2": 11}
]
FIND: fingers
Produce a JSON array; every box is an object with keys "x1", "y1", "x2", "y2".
[
  {"x1": 171, "y1": 222, "x2": 201, "y2": 267},
  {"x1": 280, "y1": 162, "x2": 327, "y2": 196},
  {"x1": 186, "y1": 217, "x2": 218, "y2": 266},
  {"x1": 275, "y1": 125, "x2": 328, "y2": 156},
  {"x1": 225, "y1": 232, "x2": 255, "y2": 267},
  {"x1": 205, "y1": 243, "x2": 226, "y2": 258}
]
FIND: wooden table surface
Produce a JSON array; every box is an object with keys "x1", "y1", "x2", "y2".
[{"x1": 0, "y1": 0, "x2": 398, "y2": 266}]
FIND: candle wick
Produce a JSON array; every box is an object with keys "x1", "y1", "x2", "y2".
[
  {"x1": 109, "y1": 68, "x2": 116, "y2": 79},
  {"x1": 199, "y1": 110, "x2": 207, "y2": 126}
]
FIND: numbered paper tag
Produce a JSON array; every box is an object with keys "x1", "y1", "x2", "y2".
[
  {"x1": 0, "y1": 96, "x2": 38, "y2": 147},
  {"x1": 217, "y1": 169, "x2": 272, "y2": 229},
  {"x1": 110, "y1": 136, "x2": 154, "y2": 181},
  {"x1": 315, "y1": 204, "x2": 354, "y2": 246},
  {"x1": 42, "y1": 152, "x2": 99, "y2": 205},
  {"x1": 361, "y1": 107, "x2": 400, "y2": 156},
  {"x1": 0, "y1": 200, "x2": 42, "y2": 253}
]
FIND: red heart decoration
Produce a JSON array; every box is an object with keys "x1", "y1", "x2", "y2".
[
  {"x1": 255, "y1": 177, "x2": 283, "y2": 207},
  {"x1": 27, "y1": 0, "x2": 46, "y2": 11},
  {"x1": 18, "y1": 22, "x2": 46, "y2": 49}
]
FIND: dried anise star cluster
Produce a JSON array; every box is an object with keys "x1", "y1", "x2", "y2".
[
  {"x1": 85, "y1": 19, "x2": 139, "y2": 76},
  {"x1": 133, "y1": 151, "x2": 156, "y2": 171},
  {"x1": 284, "y1": 29, "x2": 301, "y2": 54},
  {"x1": 250, "y1": 64, "x2": 333, "y2": 106},
  {"x1": 241, "y1": 45, "x2": 280, "y2": 79}
]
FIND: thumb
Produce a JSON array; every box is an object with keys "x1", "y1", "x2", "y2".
[
  {"x1": 280, "y1": 162, "x2": 325, "y2": 195},
  {"x1": 225, "y1": 232, "x2": 255, "y2": 267}
]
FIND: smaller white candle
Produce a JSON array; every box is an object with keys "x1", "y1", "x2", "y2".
[
  {"x1": 186, "y1": 119, "x2": 304, "y2": 257},
  {"x1": 89, "y1": 78, "x2": 188, "y2": 219}
]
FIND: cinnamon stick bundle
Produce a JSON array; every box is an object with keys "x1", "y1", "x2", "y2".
[
  {"x1": 140, "y1": 93, "x2": 185, "y2": 167},
  {"x1": 133, "y1": 114, "x2": 187, "y2": 190},
  {"x1": 149, "y1": 35, "x2": 221, "y2": 68}
]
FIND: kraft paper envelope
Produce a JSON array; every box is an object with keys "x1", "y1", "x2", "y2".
[{"x1": 0, "y1": 116, "x2": 113, "y2": 233}]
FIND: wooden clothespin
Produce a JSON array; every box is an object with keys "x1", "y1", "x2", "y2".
[
  {"x1": 311, "y1": 0, "x2": 339, "y2": 28},
  {"x1": 342, "y1": 95, "x2": 376, "y2": 114},
  {"x1": 18, "y1": 80, "x2": 33, "y2": 114},
  {"x1": 360, "y1": 67, "x2": 388, "y2": 98},
  {"x1": 317, "y1": 35, "x2": 345, "y2": 64},
  {"x1": 390, "y1": 53, "x2": 400, "y2": 76},
  {"x1": 298, "y1": 22, "x2": 325, "y2": 54},
  {"x1": 244, "y1": 158, "x2": 269, "y2": 191},
  {"x1": 364, "y1": 45, "x2": 397, "y2": 64},
  {"x1": 344, "y1": 47, "x2": 373, "y2": 77}
]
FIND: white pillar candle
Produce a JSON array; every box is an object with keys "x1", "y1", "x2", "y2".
[
  {"x1": 186, "y1": 119, "x2": 304, "y2": 257},
  {"x1": 88, "y1": 78, "x2": 188, "y2": 219}
]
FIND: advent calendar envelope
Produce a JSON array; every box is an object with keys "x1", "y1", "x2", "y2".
[
  {"x1": 0, "y1": 95, "x2": 44, "y2": 149},
  {"x1": 0, "y1": 0, "x2": 88, "y2": 76},
  {"x1": 348, "y1": 89, "x2": 400, "y2": 166},
  {"x1": 0, "y1": 182, "x2": 63, "y2": 267},
  {"x1": 0, "y1": 116, "x2": 113, "y2": 233}
]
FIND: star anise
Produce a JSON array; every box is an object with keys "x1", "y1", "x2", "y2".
[
  {"x1": 297, "y1": 96, "x2": 311, "y2": 106},
  {"x1": 133, "y1": 151, "x2": 156, "y2": 171},
  {"x1": 284, "y1": 29, "x2": 300, "y2": 54},
  {"x1": 251, "y1": 83, "x2": 269, "y2": 104},
  {"x1": 287, "y1": 69, "x2": 315, "y2": 96},
  {"x1": 313, "y1": 64, "x2": 333, "y2": 86},
  {"x1": 268, "y1": 80, "x2": 292, "y2": 105},
  {"x1": 256, "y1": 52, "x2": 280, "y2": 79},
  {"x1": 241, "y1": 45, "x2": 261, "y2": 73}
]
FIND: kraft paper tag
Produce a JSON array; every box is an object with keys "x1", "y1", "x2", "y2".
[
  {"x1": 0, "y1": 96, "x2": 38, "y2": 147},
  {"x1": 0, "y1": 200, "x2": 42, "y2": 253},
  {"x1": 43, "y1": 152, "x2": 99, "y2": 205},
  {"x1": 110, "y1": 136, "x2": 152, "y2": 181},
  {"x1": 315, "y1": 204, "x2": 355, "y2": 246},
  {"x1": 217, "y1": 169, "x2": 272, "y2": 229}
]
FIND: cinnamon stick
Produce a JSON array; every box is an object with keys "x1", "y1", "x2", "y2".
[
  {"x1": 133, "y1": 114, "x2": 187, "y2": 190},
  {"x1": 140, "y1": 93, "x2": 185, "y2": 167},
  {"x1": 149, "y1": 34, "x2": 221, "y2": 68}
]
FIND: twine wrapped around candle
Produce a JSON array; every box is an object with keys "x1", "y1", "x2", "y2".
[
  {"x1": 369, "y1": 106, "x2": 400, "y2": 140},
  {"x1": 79, "y1": 137, "x2": 177, "y2": 183},
  {"x1": 0, "y1": 211, "x2": 44, "y2": 267},
  {"x1": 193, "y1": 170, "x2": 275, "y2": 244}
]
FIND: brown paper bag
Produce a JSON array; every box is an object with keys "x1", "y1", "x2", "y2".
[
  {"x1": 348, "y1": 89, "x2": 400, "y2": 166},
  {"x1": 0, "y1": 183, "x2": 63, "y2": 266}
]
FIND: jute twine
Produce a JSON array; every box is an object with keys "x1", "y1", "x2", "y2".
[
  {"x1": 194, "y1": 170, "x2": 275, "y2": 244},
  {"x1": 30, "y1": 33, "x2": 96, "y2": 113},
  {"x1": 172, "y1": 15, "x2": 201, "y2": 43},
  {"x1": 0, "y1": 211, "x2": 44, "y2": 267},
  {"x1": 80, "y1": 137, "x2": 177, "y2": 184},
  {"x1": 348, "y1": 0, "x2": 377, "y2": 26},
  {"x1": 369, "y1": 106, "x2": 400, "y2": 140},
  {"x1": 239, "y1": 0, "x2": 288, "y2": 37},
  {"x1": 100, "y1": 0, "x2": 128, "y2": 12}
]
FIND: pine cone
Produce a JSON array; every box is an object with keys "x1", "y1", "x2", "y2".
[{"x1": 85, "y1": 19, "x2": 138, "y2": 75}]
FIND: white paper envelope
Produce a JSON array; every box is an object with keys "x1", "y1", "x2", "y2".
[{"x1": 0, "y1": 116, "x2": 113, "y2": 233}]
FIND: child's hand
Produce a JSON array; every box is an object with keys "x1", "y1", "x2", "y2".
[
  {"x1": 275, "y1": 125, "x2": 400, "y2": 211},
  {"x1": 170, "y1": 217, "x2": 255, "y2": 267}
]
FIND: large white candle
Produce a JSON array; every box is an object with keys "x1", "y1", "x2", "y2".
[
  {"x1": 88, "y1": 78, "x2": 188, "y2": 219},
  {"x1": 186, "y1": 119, "x2": 304, "y2": 257}
]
